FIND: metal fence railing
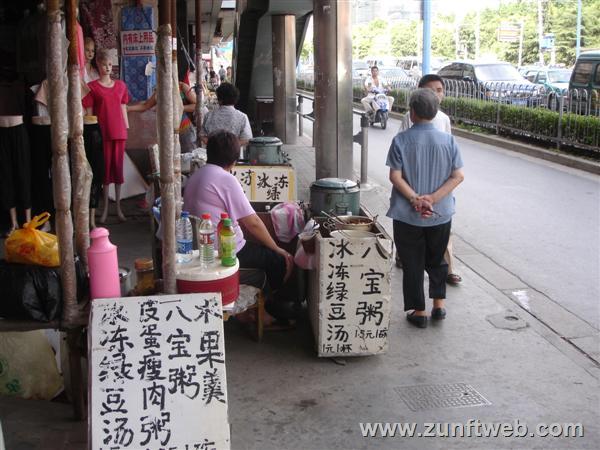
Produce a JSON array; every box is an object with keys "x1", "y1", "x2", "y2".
[
  {"x1": 441, "y1": 80, "x2": 600, "y2": 152},
  {"x1": 296, "y1": 72, "x2": 600, "y2": 153}
]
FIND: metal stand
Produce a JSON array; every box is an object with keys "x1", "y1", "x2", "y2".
[{"x1": 359, "y1": 114, "x2": 373, "y2": 191}]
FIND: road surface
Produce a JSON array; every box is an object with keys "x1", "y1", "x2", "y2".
[{"x1": 301, "y1": 112, "x2": 600, "y2": 329}]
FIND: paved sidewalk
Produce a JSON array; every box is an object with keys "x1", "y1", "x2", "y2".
[{"x1": 1, "y1": 137, "x2": 598, "y2": 449}]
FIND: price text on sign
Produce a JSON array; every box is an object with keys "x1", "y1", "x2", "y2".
[
  {"x1": 316, "y1": 236, "x2": 392, "y2": 357},
  {"x1": 89, "y1": 293, "x2": 230, "y2": 450}
]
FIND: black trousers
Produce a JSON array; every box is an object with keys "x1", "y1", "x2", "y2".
[
  {"x1": 237, "y1": 240, "x2": 286, "y2": 291},
  {"x1": 0, "y1": 124, "x2": 31, "y2": 211},
  {"x1": 30, "y1": 123, "x2": 54, "y2": 216},
  {"x1": 393, "y1": 220, "x2": 451, "y2": 311},
  {"x1": 83, "y1": 123, "x2": 105, "y2": 209}
]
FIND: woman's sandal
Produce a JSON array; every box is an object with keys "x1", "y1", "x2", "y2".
[{"x1": 446, "y1": 273, "x2": 462, "y2": 285}]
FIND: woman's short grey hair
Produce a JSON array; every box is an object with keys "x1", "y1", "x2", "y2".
[{"x1": 409, "y1": 88, "x2": 439, "y2": 121}]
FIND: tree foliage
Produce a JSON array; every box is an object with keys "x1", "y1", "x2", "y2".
[
  {"x1": 353, "y1": 19, "x2": 389, "y2": 59},
  {"x1": 390, "y1": 21, "x2": 417, "y2": 57},
  {"x1": 351, "y1": 0, "x2": 600, "y2": 66}
]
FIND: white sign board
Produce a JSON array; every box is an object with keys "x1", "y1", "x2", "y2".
[
  {"x1": 121, "y1": 30, "x2": 156, "y2": 57},
  {"x1": 497, "y1": 22, "x2": 520, "y2": 43},
  {"x1": 308, "y1": 233, "x2": 393, "y2": 357},
  {"x1": 232, "y1": 165, "x2": 296, "y2": 202},
  {"x1": 89, "y1": 294, "x2": 230, "y2": 450}
]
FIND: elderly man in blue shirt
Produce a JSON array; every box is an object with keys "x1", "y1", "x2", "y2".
[{"x1": 386, "y1": 88, "x2": 465, "y2": 328}]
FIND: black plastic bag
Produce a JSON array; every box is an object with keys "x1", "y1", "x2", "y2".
[{"x1": 0, "y1": 258, "x2": 88, "y2": 322}]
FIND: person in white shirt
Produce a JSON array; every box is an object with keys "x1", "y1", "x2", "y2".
[
  {"x1": 398, "y1": 74, "x2": 451, "y2": 134},
  {"x1": 397, "y1": 74, "x2": 462, "y2": 285},
  {"x1": 361, "y1": 66, "x2": 395, "y2": 115}
]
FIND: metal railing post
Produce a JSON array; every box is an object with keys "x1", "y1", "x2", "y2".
[
  {"x1": 311, "y1": 99, "x2": 315, "y2": 147},
  {"x1": 360, "y1": 113, "x2": 369, "y2": 186},
  {"x1": 557, "y1": 94, "x2": 564, "y2": 150},
  {"x1": 297, "y1": 95, "x2": 303, "y2": 137},
  {"x1": 495, "y1": 96, "x2": 501, "y2": 135}
]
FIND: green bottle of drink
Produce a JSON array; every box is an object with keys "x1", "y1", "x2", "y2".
[{"x1": 219, "y1": 218, "x2": 236, "y2": 266}]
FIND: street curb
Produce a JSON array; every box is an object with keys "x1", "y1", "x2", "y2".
[{"x1": 452, "y1": 128, "x2": 600, "y2": 175}]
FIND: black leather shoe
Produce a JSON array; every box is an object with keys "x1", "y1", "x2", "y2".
[
  {"x1": 431, "y1": 307, "x2": 446, "y2": 320},
  {"x1": 406, "y1": 311, "x2": 427, "y2": 328}
]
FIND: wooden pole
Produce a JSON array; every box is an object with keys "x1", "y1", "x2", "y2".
[
  {"x1": 66, "y1": 0, "x2": 92, "y2": 270},
  {"x1": 47, "y1": 0, "x2": 78, "y2": 324},
  {"x1": 158, "y1": 0, "x2": 176, "y2": 294},
  {"x1": 194, "y1": 0, "x2": 203, "y2": 145},
  {"x1": 171, "y1": 0, "x2": 182, "y2": 216}
]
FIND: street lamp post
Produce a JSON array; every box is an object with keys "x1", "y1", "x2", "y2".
[
  {"x1": 422, "y1": 0, "x2": 431, "y2": 75},
  {"x1": 576, "y1": 0, "x2": 582, "y2": 58}
]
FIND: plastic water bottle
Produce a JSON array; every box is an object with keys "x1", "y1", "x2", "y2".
[
  {"x1": 176, "y1": 211, "x2": 193, "y2": 264},
  {"x1": 198, "y1": 213, "x2": 215, "y2": 268}
]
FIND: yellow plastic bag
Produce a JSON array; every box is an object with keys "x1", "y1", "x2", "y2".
[{"x1": 5, "y1": 213, "x2": 60, "y2": 267}]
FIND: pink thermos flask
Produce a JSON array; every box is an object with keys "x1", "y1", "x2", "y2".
[{"x1": 87, "y1": 227, "x2": 121, "y2": 299}]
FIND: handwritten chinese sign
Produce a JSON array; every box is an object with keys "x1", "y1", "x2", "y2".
[
  {"x1": 121, "y1": 30, "x2": 156, "y2": 57},
  {"x1": 308, "y1": 233, "x2": 393, "y2": 357},
  {"x1": 90, "y1": 294, "x2": 230, "y2": 450},
  {"x1": 232, "y1": 165, "x2": 296, "y2": 202}
]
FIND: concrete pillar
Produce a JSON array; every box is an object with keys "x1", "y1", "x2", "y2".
[
  {"x1": 313, "y1": 0, "x2": 353, "y2": 180},
  {"x1": 272, "y1": 15, "x2": 297, "y2": 144}
]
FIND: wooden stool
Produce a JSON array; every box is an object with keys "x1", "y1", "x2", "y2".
[{"x1": 223, "y1": 283, "x2": 266, "y2": 342}]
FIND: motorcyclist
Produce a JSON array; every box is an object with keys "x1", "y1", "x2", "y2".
[{"x1": 360, "y1": 66, "x2": 395, "y2": 117}]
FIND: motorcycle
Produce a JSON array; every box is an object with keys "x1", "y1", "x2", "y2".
[{"x1": 366, "y1": 88, "x2": 389, "y2": 130}]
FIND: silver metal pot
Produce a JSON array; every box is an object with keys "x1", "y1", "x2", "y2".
[
  {"x1": 310, "y1": 178, "x2": 360, "y2": 216},
  {"x1": 246, "y1": 137, "x2": 288, "y2": 165}
]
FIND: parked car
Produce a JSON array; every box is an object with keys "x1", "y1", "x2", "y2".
[
  {"x1": 378, "y1": 67, "x2": 415, "y2": 89},
  {"x1": 396, "y1": 56, "x2": 446, "y2": 78},
  {"x1": 352, "y1": 60, "x2": 370, "y2": 78},
  {"x1": 524, "y1": 67, "x2": 572, "y2": 109},
  {"x1": 568, "y1": 50, "x2": 600, "y2": 114},
  {"x1": 437, "y1": 61, "x2": 541, "y2": 105},
  {"x1": 352, "y1": 61, "x2": 370, "y2": 89},
  {"x1": 524, "y1": 68, "x2": 571, "y2": 91},
  {"x1": 518, "y1": 64, "x2": 543, "y2": 77}
]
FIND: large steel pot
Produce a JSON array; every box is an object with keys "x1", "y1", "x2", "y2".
[
  {"x1": 310, "y1": 178, "x2": 360, "y2": 216},
  {"x1": 246, "y1": 136, "x2": 287, "y2": 165}
]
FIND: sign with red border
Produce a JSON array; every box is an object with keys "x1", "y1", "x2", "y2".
[{"x1": 121, "y1": 30, "x2": 156, "y2": 57}]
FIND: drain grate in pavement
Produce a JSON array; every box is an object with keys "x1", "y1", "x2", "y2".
[{"x1": 395, "y1": 383, "x2": 491, "y2": 411}]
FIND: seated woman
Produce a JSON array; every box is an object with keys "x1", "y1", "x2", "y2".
[{"x1": 183, "y1": 131, "x2": 295, "y2": 320}]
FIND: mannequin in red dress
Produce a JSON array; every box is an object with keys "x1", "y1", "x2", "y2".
[{"x1": 83, "y1": 49, "x2": 129, "y2": 223}]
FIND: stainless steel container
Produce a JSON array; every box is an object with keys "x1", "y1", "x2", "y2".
[
  {"x1": 310, "y1": 178, "x2": 360, "y2": 216},
  {"x1": 246, "y1": 137, "x2": 287, "y2": 165}
]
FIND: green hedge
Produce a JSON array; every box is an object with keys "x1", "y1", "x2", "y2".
[{"x1": 442, "y1": 97, "x2": 600, "y2": 150}]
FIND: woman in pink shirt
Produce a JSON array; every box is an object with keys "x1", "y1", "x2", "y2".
[
  {"x1": 83, "y1": 48, "x2": 129, "y2": 223},
  {"x1": 184, "y1": 131, "x2": 295, "y2": 321}
]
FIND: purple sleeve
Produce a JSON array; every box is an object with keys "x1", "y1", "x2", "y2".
[{"x1": 221, "y1": 172, "x2": 255, "y2": 222}]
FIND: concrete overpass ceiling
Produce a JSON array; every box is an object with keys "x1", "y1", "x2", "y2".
[
  {"x1": 266, "y1": 0, "x2": 312, "y2": 16},
  {"x1": 184, "y1": 0, "x2": 312, "y2": 53},
  {"x1": 185, "y1": 0, "x2": 235, "y2": 51}
]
